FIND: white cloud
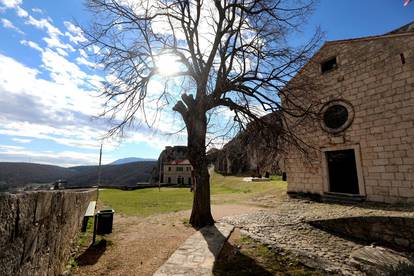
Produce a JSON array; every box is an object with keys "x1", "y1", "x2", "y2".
[
  {"x1": 16, "y1": 6, "x2": 27, "y2": 17},
  {"x1": 64, "y1": 21, "x2": 80, "y2": 34},
  {"x1": 0, "y1": 0, "x2": 27, "y2": 18},
  {"x1": 0, "y1": 144, "x2": 24, "y2": 150},
  {"x1": 0, "y1": 53, "x2": 105, "y2": 149},
  {"x1": 64, "y1": 21, "x2": 86, "y2": 44},
  {"x1": 0, "y1": 145, "x2": 108, "y2": 167},
  {"x1": 130, "y1": 131, "x2": 185, "y2": 150},
  {"x1": 0, "y1": 3, "x2": 184, "y2": 165},
  {"x1": 25, "y1": 15, "x2": 76, "y2": 55},
  {"x1": 43, "y1": 35, "x2": 75, "y2": 52},
  {"x1": 25, "y1": 15, "x2": 62, "y2": 37},
  {"x1": 76, "y1": 56, "x2": 96, "y2": 67},
  {"x1": 0, "y1": 122, "x2": 104, "y2": 149},
  {"x1": 0, "y1": 52, "x2": 166, "y2": 158},
  {"x1": 31, "y1": 8, "x2": 43, "y2": 14},
  {"x1": 0, "y1": 0, "x2": 21, "y2": 8},
  {"x1": 11, "y1": 137, "x2": 31, "y2": 143},
  {"x1": 90, "y1": 45, "x2": 100, "y2": 54},
  {"x1": 79, "y1": 49, "x2": 88, "y2": 58},
  {"x1": 55, "y1": 47, "x2": 68, "y2": 56},
  {"x1": 20, "y1": 39, "x2": 42, "y2": 52},
  {"x1": 41, "y1": 48, "x2": 87, "y2": 85},
  {"x1": 1, "y1": 18, "x2": 24, "y2": 34}
]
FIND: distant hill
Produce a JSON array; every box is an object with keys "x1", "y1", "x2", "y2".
[
  {"x1": 0, "y1": 161, "x2": 157, "y2": 190},
  {"x1": 68, "y1": 161, "x2": 157, "y2": 187},
  {"x1": 110, "y1": 157, "x2": 156, "y2": 165},
  {"x1": 0, "y1": 162, "x2": 77, "y2": 187}
]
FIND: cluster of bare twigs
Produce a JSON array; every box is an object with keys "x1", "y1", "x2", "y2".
[
  {"x1": 83, "y1": 0, "x2": 322, "y2": 226},
  {"x1": 84, "y1": 0, "x2": 321, "y2": 143}
]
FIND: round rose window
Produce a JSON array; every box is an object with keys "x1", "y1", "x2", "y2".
[
  {"x1": 320, "y1": 100, "x2": 354, "y2": 133},
  {"x1": 323, "y1": 105, "x2": 348, "y2": 129}
]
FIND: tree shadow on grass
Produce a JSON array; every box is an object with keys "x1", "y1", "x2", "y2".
[{"x1": 76, "y1": 239, "x2": 108, "y2": 266}]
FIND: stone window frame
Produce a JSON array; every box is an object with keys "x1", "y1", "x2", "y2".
[
  {"x1": 320, "y1": 55, "x2": 339, "y2": 74},
  {"x1": 320, "y1": 99, "x2": 355, "y2": 134},
  {"x1": 321, "y1": 144, "x2": 366, "y2": 197}
]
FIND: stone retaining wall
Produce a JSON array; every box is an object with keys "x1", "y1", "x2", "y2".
[
  {"x1": 309, "y1": 216, "x2": 414, "y2": 251},
  {"x1": 0, "y1": 189, "x2": 97, "y2": 276}
]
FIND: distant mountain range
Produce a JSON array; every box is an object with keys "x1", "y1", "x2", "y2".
[
  {"x1": 110, "y1": 157, "x2": 157, "y2": 165},
  {"x1": 0, "y1": 160, "x2": 157, "y2": 190}
]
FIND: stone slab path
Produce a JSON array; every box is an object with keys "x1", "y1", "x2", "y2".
[{"x1": 153, "y1": 222, "x2": 234, "y2": 276}]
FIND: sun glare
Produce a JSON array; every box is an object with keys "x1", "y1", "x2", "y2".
[{"x1": 155, "y1": 54, "x2": 181, "y2": 76}]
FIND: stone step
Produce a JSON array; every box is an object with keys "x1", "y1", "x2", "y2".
[{"x1": 322, "y1": 192, "x2": 366, "y2": 203}]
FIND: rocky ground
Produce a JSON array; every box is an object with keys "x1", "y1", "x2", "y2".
[
  {"x1": 220, "y1": 194, "x2": 414, "y2": 275},
  {"x1": 214, "y1": 228, "x2": 328, "y2": 275}
]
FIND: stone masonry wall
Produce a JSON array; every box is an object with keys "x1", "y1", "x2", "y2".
[
  {"x1": 309, "y1": 216, "x2": 414, "y2": 251},
  {"x1": 0, "y1": 189, "x2": 97, "y2": 276},
  {"x1": 284, "y1": 33, "x2": 414, "y2": 203}
]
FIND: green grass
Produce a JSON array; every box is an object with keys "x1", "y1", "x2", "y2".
[
  {"x1": 69, "y1": 256, "x2": 78, "y2": 269},
  {"x1": 99, "y1": 187, "x2": 193, "y2": 216},
  {"x1": 78, "y1": 218, "x2": 94, "y2": 247},
  {"x1": 98, "y1": 171, "x2": 287, "y2": 217},
  {"x1": 210, "y1": 172, "x2": 284, "y2": 195}
]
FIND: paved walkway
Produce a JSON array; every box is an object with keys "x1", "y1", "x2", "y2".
[{"x1": 153, "y1": 222, "x2": 234, "y2": 276}]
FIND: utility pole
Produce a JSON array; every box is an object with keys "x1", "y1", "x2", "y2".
[{"x1": 98, "y1": 143, "x2": 103, "y2": 190}]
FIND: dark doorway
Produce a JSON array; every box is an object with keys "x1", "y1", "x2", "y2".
[{"x1": 326, "y1": 149, "x2": 359, "y2": 194}]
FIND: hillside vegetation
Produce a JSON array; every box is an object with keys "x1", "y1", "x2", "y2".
[{"x1": 0, "y1": 161, "x2": 157, "y2": 189}]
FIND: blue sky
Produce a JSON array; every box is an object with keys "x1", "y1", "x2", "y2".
[{"x1": 0, "y1": 0, "x2": 412, "y2": 166}]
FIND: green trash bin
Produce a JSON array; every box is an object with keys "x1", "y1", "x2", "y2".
[{"x1": 96, "y1": 209, "x2": 114, "y2": 235}]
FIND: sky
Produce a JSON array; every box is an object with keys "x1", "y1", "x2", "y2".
[{"x1": 0, "y1": 0, "x2": 412, "y2": 167}]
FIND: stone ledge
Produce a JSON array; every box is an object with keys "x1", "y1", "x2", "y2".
[{"x1": 0, "y1": 189, "x2": 97, "y2": 276}]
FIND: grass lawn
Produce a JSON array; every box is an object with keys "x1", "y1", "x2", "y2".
[{"x1": 99, "y1": 171, "x2": 287, "y2": 217}]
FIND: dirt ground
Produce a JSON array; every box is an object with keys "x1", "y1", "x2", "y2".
[{"x1": 73, "y1": 204, "x2": 262, "y2": 276}]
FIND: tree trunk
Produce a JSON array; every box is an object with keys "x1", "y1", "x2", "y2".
[{"x1": 186, "y1": 109, "x2": 215, "y2": 228}]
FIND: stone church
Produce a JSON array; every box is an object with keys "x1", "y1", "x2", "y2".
[{"x1": 283, "y1": 23, "x2": 414, "y2": 203}]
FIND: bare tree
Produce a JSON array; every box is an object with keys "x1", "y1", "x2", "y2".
[{"x1": 84, "y1": 0, "x2": 321, "y2": 228}]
